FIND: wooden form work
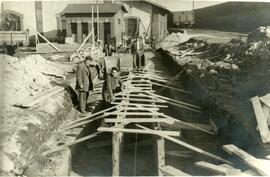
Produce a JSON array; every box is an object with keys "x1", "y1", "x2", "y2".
[
  {"x1": 96, "y1": 70, "x2": 228, "y2": 176},
  {"x1": 250, "y1": 95, "x2": 270, "y2": 143}
]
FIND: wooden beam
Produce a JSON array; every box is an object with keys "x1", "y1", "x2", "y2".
[
  {"x1": 110, "y1": 102, "x2": 168, "y2": 108},
  {"x1": 42, "y1": 132, "x2": 102, "y2": 156},
  {"x1": 60, "y1": 114, "x2": 108, "y2": 132},
  {"x1": 160, "y1": 114, "x2": 214, "y2": 135},
  {"x1": 136, "y1": 124, "x2": 231, "y2": 164},
  {"x1": 65, "y1": 104, "x2": 121, "y2": 127},
  {"x1": 114, "y1": 97, "x2": 166, "y2": 103},
  {"x1": 195, "y1": 161, "x2": 241, "y2": 176},
  {"x1": 223, "y1": 144, "x2": 270, "y2": 176},
  {"x1": 150, "y1": 81, "x2": 191, "y2": 94},
  {"x1": 104, "y1": 112, "x2": 162, "y2": 116},
  {"x1": 160, "y1": 165, "x2": 190, "y2": 176},
  {"x1": 250, "y1": 96, "x2": 270, "y2": 143},
  {"x1": 104, "y1": 118, "x2": 174, "y2": 124},
  {"x1": 36, "y1": 31, "x2": 61, "y2": 52},
  {"x1": 77, "y1": 30, "x2": 93, "y2": 52},
  {"x1": 98, "y1": 127, "x2": 181, "y2": 137},
  {"x1": 150, "y1": 93, "x2": 201, "y2": 109}
]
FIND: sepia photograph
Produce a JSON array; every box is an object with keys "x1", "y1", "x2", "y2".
[{"x1": 1, "y1": 0, "x2": 270, "y2": 176}]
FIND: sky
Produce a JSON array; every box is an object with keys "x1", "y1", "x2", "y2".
[
  {"x1": 154, "y1": 0, "x2": 225, "y2": 11},
  {"x1": 153, "y1": 0, "x2": 270, "y2": 11}
]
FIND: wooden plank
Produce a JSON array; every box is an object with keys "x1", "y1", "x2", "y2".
[
  {"x1": 65, "y1": 104, "x2": 121, "y2": 127},
  {"x1": 60, "y1": 114, "x2": 108, "y2": 132},
  {"x1": 262, "y1": 104, "x2": 270, "y2": 126},
  {"x1": 150, "y1": 81, "x2": 190, "y2": 94},
  {"x1": 104, "y1": 118, "x2": 174, "y2": 124},
  {"x1": 13, "y1": 77, "x2": 76, "y2": 107},
  {"x1": 195, "y1": 161, "x2": 241, "y2": 175},
  {"x1": 97, "y1": 127, "x2": 181, "y2": 137},
  {"x1": 136, "y1": 124, "x2": 231, "y2": 164},
  {"x1": 104, "y1": 112, "x2": 162, "y2": 116},
  {"x1": 250, "y1": 96, "x2": 270, "y2": 143},
  {"x1": 223, "y1": 144, "x2": 270, "y2": 176},
  {"x1": 110, "y1": 102, "x2": 168, "y2": 108},
  {"x1": 36, "y1": 31, "x2": 61, "y2": 52},
  {"x1": 160, "y1": 165, "x2": 190, "y2": 176},
  {"x1": 150, "y1": 93, "x2": 201, "y2": 109},
  {"x1": 160, "y1": 114, "x2": 214, "y2": 135},
  {"x1": 77, "y1": 30, "x2": 93, "y2": 52},
  {"x1": 42, "y1": 132, "x2": 102, "y2": 156},
  {"x1": 114, "y1": 97, "x2": 166, "y2": 103},
  {"x1": 116, "y1": 107, "x2": 159, "y2": 111},
  {"x1": 161, "y1": 121, "x2": 213, "y2": 132}
]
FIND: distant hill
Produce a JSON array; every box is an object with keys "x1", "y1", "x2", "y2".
[{"x1": 193, "y1": 2, "x2": 270, "y2": 33}]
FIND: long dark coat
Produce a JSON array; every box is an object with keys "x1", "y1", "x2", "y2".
[{"x1": 75, "y1": 62, "x2": 93, "y2": 92}]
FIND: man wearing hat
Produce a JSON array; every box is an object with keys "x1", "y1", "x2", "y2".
[{"x1": 75, "y1": 56, "x2": 94, "y2": 113}]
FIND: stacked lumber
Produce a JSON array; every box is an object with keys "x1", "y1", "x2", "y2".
[{"x1": 250, "y1": 95, "x2": 270, "y2": 143}]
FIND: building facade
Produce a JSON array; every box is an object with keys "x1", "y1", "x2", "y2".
[{"x1": 1, "y1": 0, "x2": 170, "y2": 46}]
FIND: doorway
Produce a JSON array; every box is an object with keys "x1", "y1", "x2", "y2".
[{"x1": 104, "y1": 22, "x2": 111, "y2": 45}]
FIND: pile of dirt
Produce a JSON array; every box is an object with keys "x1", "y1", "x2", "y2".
[
  {"x1": 69, "y1": 46, "x2": 105, "y2": 63},
  {"x1": 164, "y1": 26, "x2": 270, "y2": 146},
  {"x1": 0, "y1": 54, "x2": 74, "y2": 113}
]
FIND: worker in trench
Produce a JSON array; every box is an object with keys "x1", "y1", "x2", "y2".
[
  {"x1": 101, "y1": 67, "x2": 123, "y2": 108},
  {"x1": 75, "y1": 56, "x2": 95, "y2": 114},
  {"x1": 131, "y1": 34, "x2": 145, "y2": 72}
]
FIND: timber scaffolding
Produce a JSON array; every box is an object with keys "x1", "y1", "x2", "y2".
[
  {"x1": 96, "y1": 69, "x2": 231, "y2": 176},
  {"x1": 42, "y1": 67, "x2": 270, "y2": 176}
]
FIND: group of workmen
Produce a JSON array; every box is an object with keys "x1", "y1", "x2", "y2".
[{"x1": 75, "y1": 35, "x2": 145, "y2": 114}]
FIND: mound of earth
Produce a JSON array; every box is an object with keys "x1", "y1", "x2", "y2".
[
  {"x1": 164, "y1": 26, "x2": 270, "y2": 147},
  {"x1": 0, "y1": 54, "x2": 74, "y2": 115}
]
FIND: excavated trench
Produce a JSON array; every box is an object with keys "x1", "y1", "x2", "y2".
[
  {"x1": 19, "y1": 49, "x2": 270, "y2": 176},
  {"x1": 67, "y1": 51, "x2": 253, "y2": 176}
]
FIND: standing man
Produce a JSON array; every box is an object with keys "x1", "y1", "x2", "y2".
[
  {"x1": 75, "y1": 56, "x2": 94, "y2": 113},
  {"x1": 131, "y1": 35, "x2": 144, "y2": 72},
  {"x1": 102, "y1": 67, "x2": 123, "y2": 107}
]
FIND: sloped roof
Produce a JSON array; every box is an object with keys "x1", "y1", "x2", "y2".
[
  {"x1": 61, "y1": 3, "x2": 127, "y2": 14},
  {"x1": 143, "y1": 0, "x2": 170, "y2": 11}
]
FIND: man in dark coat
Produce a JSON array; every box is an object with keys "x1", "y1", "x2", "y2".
[
  {"x1": 75, "y1": 56, "x2": 94, "y2": 113},
  {"x1": 131, "y1": 35, "x2": 145, "y2": 72},
  {"x1": 102, "y1": 67, "x2": 123, "y2": 107}
]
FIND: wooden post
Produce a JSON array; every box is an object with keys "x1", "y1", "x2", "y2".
[
  {"x1": 92, "y1": 5, "x2": 95, "y2": 48},
  {"x1": 97, "y1": 4, "x2": 99, "y2": 42}
]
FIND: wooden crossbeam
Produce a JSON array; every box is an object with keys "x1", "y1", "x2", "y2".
[
  {"x1": 156, "y1": 113, "x2": 214, "y2": 134},
  {"x1": 42, "y1": 131, "x2": 101, "y2": 156},
  {"x1": 98, "y1": 127, "x2": 181, "y2": 137},
  {"x1": 104, "y1": 112, "x2": 162, "y2": 116},
  {"x1": 60, "y1": 114, "x2": 108, "y2": 132},
  {"x1": 110, "y1": 102, "x2": 168, "y2": 108},
  {"x1": 114, "y1": 97, "x2": 166, "y2": 103},
  {"x1": 195, "y1": 161, "x2": 241, "y2": 175},
  {"x1": 223, "y1": 144, "x2": 270, "y2": 176},
  {"x1": 136, "y1": 124, "x2": 231, "y2": 164},
  {"x1": 65, "y1": 104, "x2": 121, "y2": 127},
  {"x1": 150, "y1": 93, "x2": 201, "y2": 109},
  {"x1": 160, "y1": 165, "x2": 190, "y2": 176},
  {"x1": 250, "y1": 96, "x2": 270, "y2": 143},
  {"x1": 104, "y1": 118, "x2": 174, "y2": 124},
  {"x1": 150, "y1": 81, "x2": 190, "y2": 94}
]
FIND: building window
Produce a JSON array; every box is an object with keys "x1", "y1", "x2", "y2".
[
  {"x1": 1, "y1": 10, "x2": 23, "y2": 31},
  {"x1": 118, "y1": 19, "x2": 121, "y2": 24}
]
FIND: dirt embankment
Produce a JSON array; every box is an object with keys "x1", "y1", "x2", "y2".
[
  {"x1": 160, "y1": 27, "x2": 270, "y2": 148},
  {"x1": 0, "y1": 54, "x2": 77, "y2": 176}
]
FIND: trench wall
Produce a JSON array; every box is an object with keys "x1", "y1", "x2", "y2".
[{"x1": 158, "y1": 49, "x2": 261, "y2": 148}]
